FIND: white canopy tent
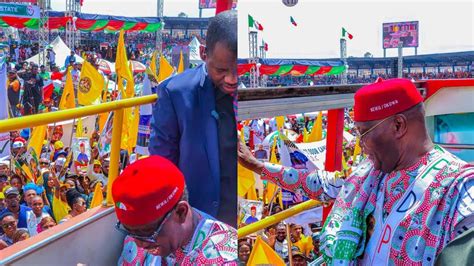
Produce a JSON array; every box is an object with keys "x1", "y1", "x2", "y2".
[
  {"x1": 188, "y1": 36, "x2": 203, "y2": 65},
  {"x1": 26, "y1": 36, "x2": 83, "y2": 68}
]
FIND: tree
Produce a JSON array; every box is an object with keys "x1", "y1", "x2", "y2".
[
  {"x1": 364, "y1": 52, "x2": 373, "y2": 58},
  {"x1": 178, "y1": 12, "x2": 188, "y2": 18}
]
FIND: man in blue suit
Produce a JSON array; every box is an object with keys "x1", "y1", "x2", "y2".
[{"x1": 149, "y1": 10, "x2": 237, "y2": 227}]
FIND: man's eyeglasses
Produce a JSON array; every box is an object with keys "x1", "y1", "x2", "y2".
[
  {"x1": 115, "y1": 208, "x2": 173, "y2": 243},
  {"x1": 354, "y1": 116, "x2": 393, "y2": 141}
]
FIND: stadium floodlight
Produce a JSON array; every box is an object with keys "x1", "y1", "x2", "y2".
[{"x1": 282, "y1": 0, "x2": 298, "y2": 7}]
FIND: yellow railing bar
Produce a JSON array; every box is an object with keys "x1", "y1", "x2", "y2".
[
  {"x1": 238, "y1": 199, "x2": 321, "y2": 238},
  {"x1": 0, "y1": 95, "x2": 158, "y2": 133}
]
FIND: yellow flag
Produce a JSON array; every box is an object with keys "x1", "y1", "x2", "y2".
[
  {"x1": 303, "y1": 126, "x2": 309, "y2": 143},
  {"x1": 247, "y1": 236, "x2": 286, "y2": 266},
  {"x1": 342, "y1": 151, "x2": 348, "y2": 170},
  {"x1": 149, "y1": 51, "x2": 158, "y2": 80},
  {"x1": 177, "y1": 50, "x2": 184, "y2": 74},
  {"x1": 238, "y1": 163, "x2": 256, "y2": 197},
  {"x1": 275, "y1": 116, "x2": 285, "y2": 130},
  {"x1": 115, "y1": 30, "x2": 133, "y2": 84},
  {"x1": 125, "y1": 61, "x2": 135, "y2": 98},
  {"x1": 307, "y1": 112, "x2": 323, "y2": 142},
  {"x1": 52, "y1": 194, "x2": 71, "y2": 222},
  {"x1": 21, "y1": 164, "x2": 34, "y2": 183},
  {"x1": 352, "y1": 137, "x2": 361, "y2": 163},
  {"x1": 127, "y1": 107, "x2": 140, "y2": 154},
  {"x1": 120, "y1": 107, "x2": 132, "y2": 152},
  {"x1": 78, "y1": 60, "x2": 105, "y2": 106},
  {"x1": 247, "y1": 182, "x2": 258, "y2": 200},
  {"x1": 99, "y1": 112, "x2": 109, "y2": 133},
  {"x1": 75, "y1": 117, "x2": 84, "y2": 137},
  {"x1": 89, "y1": 182, "x2": 104, "y2": 208},
  {"x1": 158, "y1": 54, "x2": 174, "y2": 82},
  {"x1": 240, "y1": 127, "x2": 245, "y2": 143},
  {"x1": 59, "y1": 68, "x2": 76, "y2": 110},
  {"x1": 28, "y1": 125, "x2": 47, "y2": 156}
]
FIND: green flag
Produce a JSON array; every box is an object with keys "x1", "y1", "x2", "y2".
[{"x1": 248, "y1": 14, "x2": 255, "y2": 28}]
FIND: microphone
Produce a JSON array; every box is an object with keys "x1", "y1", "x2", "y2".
[{"x1": 211, "y1": 110, "x2": 220, "y2": 120}]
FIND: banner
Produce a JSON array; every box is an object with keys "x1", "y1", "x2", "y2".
[
  {"x1": 278, "y1": 138, "x2": 320, "y2": 206},
  {"x1": 72, "y1": 137, "x2": 91, "y2": 173},
  {"x1": 135, "y1": 115, "x2": 152, "y2": 155},
  {"x1": 293, "y1": 140, "x2": 327, "y2": 170},
  {"x1": 99, "y1": 112, "x2": 114, "y2": 156},
  {"x1": 0, "y1": 51, "x2": 10, "y2": 158},
  {"x1": 284, "y1": 206, "x2": 322, "y2": 236},
  {"x1": 199, "y1": 0, "x2": 237, "y2": 9},
  {"x1": 239, "y1": 199, "x2": 263, "y2": 226},
  {"x1": 0, "y1": 3, "x2": 40, "y2": 19}
]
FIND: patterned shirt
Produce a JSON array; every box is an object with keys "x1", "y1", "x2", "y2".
[
  {"x1": 261, "y1": 145, "x2": 474, "y2": 265},
  {"x1": 118, "y1": 208, "x2": 237, "y2": 266}
]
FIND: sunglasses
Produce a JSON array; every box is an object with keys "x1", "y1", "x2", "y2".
[
  {"x1": 115, "y1": 208, "x2": 173, "y2": 243},
  {"x1": 354, "y1": 116, "x2": 393, "y2": 142},
  {"x1": 2, "y1": 222, "x2": 16, "y2": 229}
]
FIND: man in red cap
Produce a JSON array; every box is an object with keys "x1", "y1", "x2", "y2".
[
  {"x1": 244, "y1": 205, "x2": 259, "y2": 225},
  {"x1": 113, "y1": 156, "x2": 237, "y2": 265},
  {"x1": 238, "y1": 78, "x2": 474, "y2": 265}
]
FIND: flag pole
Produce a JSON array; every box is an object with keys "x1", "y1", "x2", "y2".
[
  {"x1": 268, "y1": 187, "x2": 280, "y2": 215},
  {"x1": 286, "y1": 224, "x2": 293, "y2": 265}
]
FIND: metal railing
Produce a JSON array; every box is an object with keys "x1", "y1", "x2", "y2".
[
  {"x1": 0, "y1": 94, "x2": 158, "y2": 206},
  {"x1": 238, "y1": 199, "x2": 321, "y2": 238}
]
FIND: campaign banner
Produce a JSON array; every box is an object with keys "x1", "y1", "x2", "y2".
[
  {"x1": 135, "y1": 115, "x2": 152, "y2": 155},
  {"x1": 72, "y1": 137, "x2": 91, "y2": 173},
  {"x1": 293, "y1": 140, "x2": 326, "y2": 170},
  {"x1": 99, "y1": 112, "x2": 114, "y2": 156},
  {"x1": 239, "y1": 199, "x2": 263, "y2": 226},
  {"x1": 0, "y1": 3, "x2": 40, "y2": 18},
  {"x1": 278, "y1": 138, "x2": 319, "y2": 206},
  {"x1": 284, "y1": 206, "x2": 322, "y2": 236}
]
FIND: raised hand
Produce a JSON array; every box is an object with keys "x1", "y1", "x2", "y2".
[{"x1": 238, "y1": 138, "x2": 264, "y2": 174}]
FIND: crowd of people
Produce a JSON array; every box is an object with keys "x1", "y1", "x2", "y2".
[
  {"x1": 0, "y1": 132, "x2": 111, "y2": 249},
  {"x1": 236, "y1": 111, "x2": 358, "y2": 265},
  {"x1": 0, "y1": 28, "x2": 192, "y2": 251},
  {"x1": 1, "y1": 29, "x2": 205, "y2": 66}
]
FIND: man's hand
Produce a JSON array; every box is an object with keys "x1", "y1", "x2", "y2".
[
  {"x1": 267, "y1": 227, "x2": 277, "y2": 248},
  {"x1": 238, "y1": 138, "x2": 264, "y2": 174}
]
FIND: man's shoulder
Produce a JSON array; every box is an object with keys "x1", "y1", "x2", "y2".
[{"x1": 160, "y1": 65, "x2": 206, "y2": 94}]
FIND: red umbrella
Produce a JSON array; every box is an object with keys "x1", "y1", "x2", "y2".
[{"x1": 96, "y1": 59, "x2": 146, "y2": 74}]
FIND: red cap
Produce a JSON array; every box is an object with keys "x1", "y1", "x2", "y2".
[
  {"x1": 250, "y1": 206, "x2": 256, "y2": 211},
  {"x1": 112, "y1": 156, "x2": 185, "y2": 226},
  {"x1": 354, "y1": 78, "x2": 423, "y2": 122},
  {"x1": 14, "y1": 137, "x2": 26, "y2": 144}
]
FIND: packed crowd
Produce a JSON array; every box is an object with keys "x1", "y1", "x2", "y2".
[
  {"x1": 237, "y1": 112, "x2": 358, "y2": 265},
  {"x1": 0, "y1": 128, "x2": 112, "y2": 249},
  {"x1": 2, "y1": 28, "x2": 205, "y2": 66},
  {"x1": 0, "y1": 30, "x2": 191, "y2": 251}
]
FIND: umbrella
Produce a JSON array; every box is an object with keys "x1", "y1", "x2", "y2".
[{"x1": 97, "y1": 59, "x2": 146, "y2": 75}]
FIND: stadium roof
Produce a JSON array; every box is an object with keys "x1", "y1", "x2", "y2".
[{"x1": 163, "y1": 17, "x2": 209, "y2": 30}]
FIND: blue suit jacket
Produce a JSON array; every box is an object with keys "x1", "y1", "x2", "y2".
[{"x1": 149, "y1": 64, "x2": 221, "y2": 217}]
